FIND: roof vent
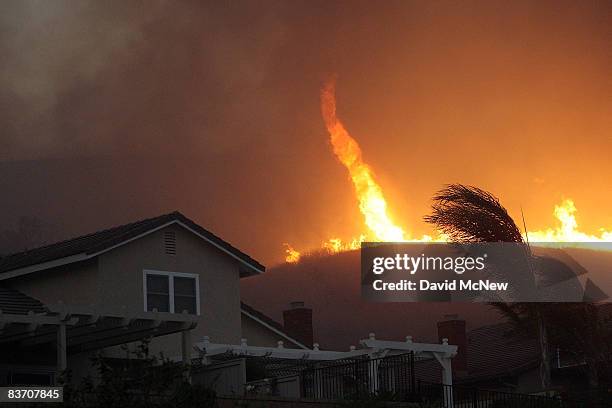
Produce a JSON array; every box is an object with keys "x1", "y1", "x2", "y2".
[{"x1": 164, "y1": 231, "x2": 176, "y2": 256}]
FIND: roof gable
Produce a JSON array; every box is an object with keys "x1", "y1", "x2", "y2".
[{"x1": 0, "y1": 212, "x2": 264, "y2": 279}]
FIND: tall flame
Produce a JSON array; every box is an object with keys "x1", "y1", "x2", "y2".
[
  {"x1": 284, "y1": 79, "x2": 438, "y2": 263},
  {"x1": 527, "y1": 199, "x2": 612, "y2": 243},
  {"x1": 283, "y1": 82, "x2": 611, "y2": 263},
  {"x1": 321, "y1": 79, "x2": 406, "y2": 242}
]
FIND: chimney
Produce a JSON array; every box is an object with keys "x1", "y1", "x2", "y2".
[
  {"x1": 283, "y1": 301, "x2": 314, "y2": 348},
  {"x1": 437, "y1": 314, "x2": 467, "y2": 373}
]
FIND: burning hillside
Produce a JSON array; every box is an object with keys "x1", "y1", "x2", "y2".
[{"x1": 284, "y1": 80, "x2": 612, "y2": 263}]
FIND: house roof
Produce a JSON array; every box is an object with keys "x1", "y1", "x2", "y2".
[
  {"x1": 240, "y1": 302, "x2": 310, "y2": 350},
  {"x1": 0, "y1": 286, "x2": 46, "y2": 315},
  {"x1": 0, "y1": 211, "x2": 265, "y2": 279},
  {"x1": 457, "y1": 302, "x2": 612, "y2": 384},
  {"x1": 241, "y1": 302, "x2": 285, "y2": 333},
  {"x1": 460, "y1": 322, "x2": 539, "y2": 382}
]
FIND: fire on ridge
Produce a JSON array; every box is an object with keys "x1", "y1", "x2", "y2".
[{"x1": 284, "y1": 80, "x2": 612, "y2": 263}]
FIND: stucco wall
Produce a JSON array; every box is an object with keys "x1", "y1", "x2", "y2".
[
  {"x1": 97, "y1": 224, "x2": 243, "y2": 357},
  {"x1": 6, "y1": 224, "x2": 245, "y2": 361},
  {"x1": 6, "y1": 259, "x2": 99, "y2": 306}
]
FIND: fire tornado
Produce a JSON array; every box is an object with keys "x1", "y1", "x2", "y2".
[
  {"x1": 283, "y1": 81, "x2": 611, "y2": 263},
  {"x1": 320, "y1": 79, "x2": 406, "y2": 243}
]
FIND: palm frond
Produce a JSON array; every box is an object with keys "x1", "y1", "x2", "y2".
[{"x1": 424, "y1": 184, "x2": 524, "y2": 243}]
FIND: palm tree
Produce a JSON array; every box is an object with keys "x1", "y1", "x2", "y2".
[
  {"x1": 424, "y1": 184, "x2": 552, "y2": 390},
  {"x1": 424, "y1": 184, "x2": 524, "y2": 243},
  {"x1": 545, "y1": 302, "x2": 611, "y2": 391}
]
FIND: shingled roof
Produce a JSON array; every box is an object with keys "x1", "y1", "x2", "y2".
[
  {"x1": 0, "y1": 211, "x2": 264, "y2": 277},
  {"x1": 0, "y1": 286, "x2": 46, "y2": 315},
  {"x1": 464, "y1": 322, "x2": 540, "y2": 381},
  {"x1": 411, "y1": 322, "x2": 540, "y2": 385}
]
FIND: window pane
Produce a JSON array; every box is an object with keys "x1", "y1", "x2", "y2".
[
  {"x1": 174, "y1": 295, "x2": 196, "y2": 314},
  {"x1": 174, "y1": 277, "x2": 196, "y2": 296},
  {"x1": 147, "y1": 274, "x2": 169, "y2": 294},
  {"x1": 147, "y1": 294, "x2": 169, "y2": 312}
]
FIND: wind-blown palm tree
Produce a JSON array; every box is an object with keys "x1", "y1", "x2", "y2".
[
  {"x1": 424, "y1": 184, "x2": 552, "y2": 390},
  {"x1": 424, "y1": 184, "x2": 524, "y2": 243}
]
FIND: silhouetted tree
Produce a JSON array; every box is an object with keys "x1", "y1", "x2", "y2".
[
  {"x1": 424, "y1": 184, "x2": 552, "y2": 390},
  {"x1": 546, "y1": 303, "x2": 612, "y2": 390}
]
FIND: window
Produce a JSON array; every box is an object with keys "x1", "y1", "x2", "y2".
[
  {"x1": 146, "y1": 273, "x2": 170, "y2": 312},
  {"x1": 143, "y1": 270, "x2": 199, "y2": 315},
  {"x1": 173, "y1": 277, "x2": 197, "y2": 314}
]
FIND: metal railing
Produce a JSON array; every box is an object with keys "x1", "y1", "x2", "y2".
[
  {"x1": 300, "y1": 353, "x2": 417, "y2": 401},
  {"x1": 417, "y1": 381, "x2": 609, "y2": 408},
  {"x1": 282, "y1": 352, "x2": 607, "y2": 407}
]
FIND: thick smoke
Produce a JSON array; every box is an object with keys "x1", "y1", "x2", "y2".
[
  {"x1": 0, "y1": 0, "x2": 353, "y2": 261},
  {"x1": 0, "y1": 1, "x2": 610, "y2": 264},
  {"x1": 1, "y1": 1, "x2": 298, "y2": 159}
]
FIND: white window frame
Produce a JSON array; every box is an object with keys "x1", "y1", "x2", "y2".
[{"x1": 143, "y1": 269, "x2": 200, "y2": 315}]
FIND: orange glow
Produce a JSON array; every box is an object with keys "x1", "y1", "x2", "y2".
[
  {"x1": 285, "y1": 197, "x2": 612, "y2": 262},
  {"x1": 321, "y1": 79, "x2": 406, "y2": 243},
  {"x1": 283, "y1": 79, "x2": 440, "y2": 260},
  {"x1": 282, "y1": 80, "x2": 611, "y2": 262},
  {"x1": 284, "y1": 243, "x2": 301, "y2": 263},
  {"x1": 315, "y1": 79, "x2": 442, "y2": 256},
  {"x1": 322, "y1": 235, "x2": 366, "y2": 253},
  {"x1": 527, "y1": 199, "x2": 612, "y2": 243}
]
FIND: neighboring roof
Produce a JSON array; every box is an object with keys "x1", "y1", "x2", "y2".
[
  {"x1": 0, "y1": 286, "x2": 46, "y2": 315},
  {"x1": 462, "y1": 322, "x2": 539, "y2": 382},
  {"x1": 240, "y1": 302, "x2": 310, "y2": 350},
  {"x1": 458, "y1": 303, "x2": 612, "y2": 383},
  {"x1": 0, "y1": 211, "x2": 264, "y2": 279}
]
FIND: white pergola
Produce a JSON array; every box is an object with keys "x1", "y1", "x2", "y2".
[
  {"x1": 1, "y1": 302, "x2": 198, "y2": 376},
  {"x1": 194, "y1": 333, "x2": 457, "y2": 406}
]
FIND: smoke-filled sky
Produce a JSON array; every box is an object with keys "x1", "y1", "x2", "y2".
[{"x1": 1, "y1": 0, "x2": 610, "y2": 265}]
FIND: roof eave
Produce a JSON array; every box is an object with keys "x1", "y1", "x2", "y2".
[
  {"x1": 0, "y1": 218, "x2": 264, "y2": 280},
  {"x1": 240, "y1": 307, "x2": 310, "y2": 350},
  {"x1": 0, "y1": 253, "x2": 90, "y2": 281}
]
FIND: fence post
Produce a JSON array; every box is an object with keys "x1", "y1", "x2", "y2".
[
  {"x1": 368, "y1": 356, "x2": 381, "y2": 395},
  {"x1": 410, "y1": 352, "x2": 416, "y2": 396},
  {"x1": 436, "y1": 348, "x2": 454, "y2": 408},
  {"x1": 56, "y1": 322, "x2": 67, "y2": 373}
]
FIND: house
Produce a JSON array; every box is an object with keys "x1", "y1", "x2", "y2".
[
  {"x1": 0, "y1": 211, "x2": 308, "y2": 386},
  {"x1": 0, "y1": 211, "x2": 462, "y2": 404},
  {"x1": 445, "y1": 318, "x2": 542, "y2": 392},
  {"x1": 436, "y1": 313, "x2": 612, "y2": 398}
]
